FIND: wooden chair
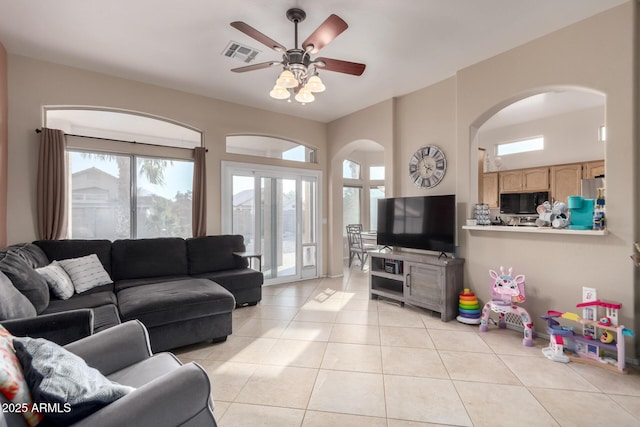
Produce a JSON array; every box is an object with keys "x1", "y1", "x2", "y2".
[{"x1": 346, "y1": 224, "x2": 375, "y2": 270}]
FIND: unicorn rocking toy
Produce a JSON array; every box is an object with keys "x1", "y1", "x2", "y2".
[{"x1": 479, "y1": 266, "x2": 535, "y2": 346}]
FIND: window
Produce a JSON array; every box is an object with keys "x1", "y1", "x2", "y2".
[
  {"x1": 226, "y1": 135, "x2": 316, "y2": 163},
  {"x1": 45, "y1": 107, "x2": 200, "y2": 240},
  {"x1": 69, "y1": 151, "x2": 193, "y2": 239},
  {"x1": 45, "y1": 107, "x2": 202, "y2": 149},
  {"x1": 369, "y1": 166, "x2": 385, "y2": 180},
  {"x1": 136, "y1": 156, "x2": 194, "y2": 238},
  {"x1": 496, "y1": 136, "x2": 544, "y2": 156},
  {"x1": 343, "y1": 186, "x2": 361, "y2": 235},
  {"x1": 69, "y1": 152, "x2": 131, "y2": 240},
  {"x1": 598, "y1": 125, "x2": 607, "y2": 142},
  {"x1": 369, "y1": 187, "x2": 385, "y2": 231},
  {"x1": 343, "y1": 160, "x2": 361, "y2": 179}
]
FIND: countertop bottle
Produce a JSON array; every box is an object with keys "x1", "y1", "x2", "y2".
[{"x1": 593, "y1": 188, "x2": 606, "y2": 230}]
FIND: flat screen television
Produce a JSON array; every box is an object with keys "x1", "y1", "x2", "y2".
[{"x1": 376, "y1": 195, "x2": 456, "y2": 253}]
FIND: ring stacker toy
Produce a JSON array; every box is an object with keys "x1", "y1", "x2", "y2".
[{"x1": 457, "y1": 288, "x2": 482, "y2": 325}]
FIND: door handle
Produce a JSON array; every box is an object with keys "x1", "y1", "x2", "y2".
[{"x1": 405, "y1": 273, "x2": 410, "y2": 287}]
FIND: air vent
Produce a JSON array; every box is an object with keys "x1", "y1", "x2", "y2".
[{"x1": 222, "y1": 41, "x2": 260, "y2": 63}]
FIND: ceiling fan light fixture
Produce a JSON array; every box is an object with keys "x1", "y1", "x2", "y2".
[
  {"x1": 276, "y1": 70, "x2": 298, "y2": 88},
  {"x1": 295, "y1": 88, "x2": 315, "y2": 104},
  {"x1": 306, "y1": 75, "x2": 326, "y2": 93},
  {"x1": 269, "y1": 84, "x2": 290, "y2": 100},
  {"x1": 230, "y1": 8, "x2": 365, "y2": 106}
]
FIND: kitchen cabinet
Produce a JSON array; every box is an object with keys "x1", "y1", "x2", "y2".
[
  {"x1": 485, "y1": 160, "x2": 603, "y2": 206},
  {"x1": 482, "y1": 172, "x2": 499, "y2": 208},
  {"x1": 522, "y1": 167, "x2": 550, "y2": 191},
  {"x1": 499, "y1": 167, "x2": 549, "y2": 193},
  {"x1": 499, "y1": 170, "x2": 524, "y2": 192},
  {"x1": 550, "y1": 163, "x2": 583, "y2": 204},
  {"x1": 583, "y1": 160, "x2": 605, "y2": 179}
]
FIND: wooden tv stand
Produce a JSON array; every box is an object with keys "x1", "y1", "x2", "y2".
[{"x1": 369, "y1": 250, "x2": 464, "y2": 321}]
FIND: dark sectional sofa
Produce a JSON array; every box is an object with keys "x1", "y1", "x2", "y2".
[{"x1": 0, "y1": 235, "x2": 263, "y2": 352}]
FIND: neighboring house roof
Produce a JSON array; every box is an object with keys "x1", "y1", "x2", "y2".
[
  {"x1": 72, "y1": 166, "x2": 117, "y2": 181},
  {"x1": 233, "y1": 188, "x2": 296, "y2": 209},
  {"x1": 233, "y1": 189, "x2": 254, "y2": 207}
]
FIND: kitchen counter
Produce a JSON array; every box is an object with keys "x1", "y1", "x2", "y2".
[{"x1": 462, "y1": 225, "x2": 607, "y2": 235}]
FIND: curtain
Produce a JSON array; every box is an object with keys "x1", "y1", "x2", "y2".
[
  {"x1": 192, "y1": 146, "x2": 207, "y2": 237},
  {"x1": 37, "y1": 128, "x2": 67, "y2": 240}
]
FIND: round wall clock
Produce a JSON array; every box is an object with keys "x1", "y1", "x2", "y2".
[{"x1": 409, "y1": 145, "x2": 447, "y2": 188}]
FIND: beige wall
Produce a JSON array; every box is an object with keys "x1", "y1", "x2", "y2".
[
  {"x1": 327, "y1": 3, "x2": 638, "y2": 358},
  {"x1": 6, "y1": 54, "x2": 328, "y2": 264},
  {"x1": 635, "y1": 0, "x2": 640, "y2": 359},
  {"x1": 326, "y1": 100, "x2": 394, "y2": 275},
  {"x1": 395, "y1": 77, "x2": 458, "y2": 197},
  {"x1": 0, "y1": 42, "x2": 6, "y2": 247},
  {"x1": 457, "y1": 3, "x2": 637, "y2": 359}
]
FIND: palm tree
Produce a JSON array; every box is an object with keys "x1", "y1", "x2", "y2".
[{"x1": 80, "y1": 153, "x2": 172, "y2": 238}]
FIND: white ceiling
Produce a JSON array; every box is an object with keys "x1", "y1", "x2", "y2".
[{"x1": 0, "y1": 0, "x2": 626, "y2": 123}]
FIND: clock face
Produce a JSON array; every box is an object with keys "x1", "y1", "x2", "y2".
[{"x1": 409, "y1": 145, "x2": 447, "y2": 188}]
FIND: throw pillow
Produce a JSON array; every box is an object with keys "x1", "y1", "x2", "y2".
[
  {"x1": 13, "y1": 336, "x2": 134, "y2": 426},
  {"x1": 36, "y1": 261, "x2": 75, "y2": 300},
  {"x1": 9, "y1": 244, "x2": 51, "y2": 269},
  {"x1": 58, "y1": 254, "x2": 113, "y2": 294},
  {"x1": 0, "y1": 271, "x2": 37, "y2": 320},
  {"x1": 0, "y1": 328, "x2": 43, "y2": 427},
  {"x1": 0, "y1": 252, "x2": 49, "y2": 313}
]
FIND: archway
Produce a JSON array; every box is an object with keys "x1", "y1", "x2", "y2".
[
  {"x1": 328, "y1": 139, "x2": 385, "y2": 276},
  {"x1": 467, "y1": 86, "x2": 606, "y2": 206}
]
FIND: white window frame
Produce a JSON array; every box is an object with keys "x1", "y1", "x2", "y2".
[
  {"x1": 44, "y1": 106, "x2": 199, "y2": 240},
  {"x1": 221, "y1": 161, "x2": 323, "y2": 285},
  {"x1": 67, "y1": 148, "x2": 194, "y2": 239},
  {"x1": 226, "y1": 134, "x2": 317, "y2": 163}
]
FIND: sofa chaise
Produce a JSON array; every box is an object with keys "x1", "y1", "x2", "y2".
[{"x1": 0, "y1": 235, "x2": 263, "y2": 352}]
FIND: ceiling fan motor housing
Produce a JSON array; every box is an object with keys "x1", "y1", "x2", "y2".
[{"x1": 286, "y1": 8, "x2": 306, "y2": 24}]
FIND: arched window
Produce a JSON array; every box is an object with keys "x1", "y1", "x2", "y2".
[
  {"x1": 44, "y1": 107, "x2": 202, "y2": 240},
  {"x1": 46, "y1": 107, "x2": 202, "y2": 148},
  {"x1": 226, "y1": 135, "x2": 316, "y2": 163}
]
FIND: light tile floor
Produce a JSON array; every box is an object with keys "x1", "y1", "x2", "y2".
[{"x1": 175, "y1": 266, "x2": 640, "y2": 427}]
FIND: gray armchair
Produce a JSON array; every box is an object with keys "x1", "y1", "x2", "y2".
[{"x1": 1, "y1": 320, "x2": 217, "y2": 427}]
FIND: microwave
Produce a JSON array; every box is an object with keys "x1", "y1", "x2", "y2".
[{"x1": 500, "y1": 192, "x2": 549, "y2": 214}]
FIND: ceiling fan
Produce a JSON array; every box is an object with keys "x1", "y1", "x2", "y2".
[{"x1": 230, "y1": 8, "x2": 366, "y2": 103}]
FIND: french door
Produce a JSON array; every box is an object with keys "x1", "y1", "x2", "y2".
[{"x1": 222, "y1": 162, "x2": 321, "y2": 284}]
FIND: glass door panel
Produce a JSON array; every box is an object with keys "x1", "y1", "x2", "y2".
[
  {"x1": 301, "y1": 178, "x2": 317, "y2": 278},
  {"x1": 231, "y1": 175, "x2": 256, "y2": 252},
  {"x1": 223, "y1": 162, "x2": 321, "y2": 285},
  {"x1": 261, "y1": 177, "x2": 297, "y2": 281}
]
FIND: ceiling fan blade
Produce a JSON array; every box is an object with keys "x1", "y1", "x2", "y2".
[
  {"x1": 302, "y1": 14, "x2": 348, "y2": 54},
  {"x1": 230, "y1": 21, "x2": 287, "y2": 52},
  {"x1": 231, "y1": 61, "x2": 281, "y2": 73},
  {"x1": 315, "y1": 57, "x2": 366, "y2": 76}
]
